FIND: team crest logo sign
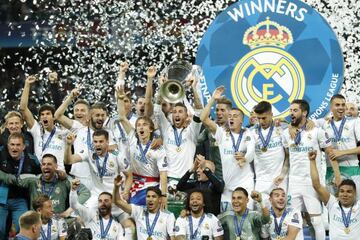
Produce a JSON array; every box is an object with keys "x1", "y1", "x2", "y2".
[{"x1": 196, "y1": 0, "x2": 344, "y2": 120}]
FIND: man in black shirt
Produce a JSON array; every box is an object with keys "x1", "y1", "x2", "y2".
[
  {"x1": 0, "y1": 132, "x2": 41, "y2": 239},
  {"x1": 177, "y1": 154, "x2": 224, "y2": 215}
]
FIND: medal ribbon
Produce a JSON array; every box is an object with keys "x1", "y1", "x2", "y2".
[
  {"x1": 270, "y1": 208, "x2": 287, "y2": 236},
  {"x1": 40, "y1": 219, "x2": 52, "y2": 240},
  {"x1": 330, "y1": 118, "x2": 346, "y2": 142},
  {"x1": 116, "y1": 122, "x2": 126, "y2": 142},
  {"x1": 15, "y1": 153, "x2": 25, "y2": 178},
  {"x1": 138, "y1": 140, "x2": 152, "y2": 164},
  {"x1": 294, "y1": 122, "x2": 307, "y2": 145},
  {"x1": 173, "y1": 127, "x2": 185, "y2": 148},
  {"x1": 339, "y1": 203, "x2": 353, "y2": 229},
  {"x1": 145, "y1": 209, "x2": 160, "y2": 237},
  {"x1": 234, "y1": 208, "x2": 249, "y2": 237},
  {"x1": 258, "y1": 123, "x2": 274, "y2": 150},
  {"x1": 189, "y1": 214, "x2": 205, "y2": 239},
  {"x1": 87, "y1": 127, "x2": 94, "y2": 150},
  {"x1": 42, "y1": 128, "x2": 56, "y2": 152},
  {"x1": 230, "y1": 130, "x2": 244, "y2": 152},
  {"x1": 99, "y1": 216, "x2": 113, "y2": 238},
  {"x1": 41, "y1": 175, "x2": 57, "y2": 196},
  {"x1": 95, "y1": 153, "x2": 109, "y2": 179}
]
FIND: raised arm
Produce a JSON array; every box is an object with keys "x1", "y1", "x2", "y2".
[
  {"x1": 199, "y1": 86, "x2": 225, "y2": 134},
  {"x1": 54, "y1": 88, "x2": 80, "y2": 129},
  {"x1": 116, "y1": 86, "x2": 133, "y2": 135},
  {"x1": 19, "y1": 75, "x2": 37, "y2": 129},
  {"x1": 48, "y1": 71, "x2": 64, "y2": 109},
  {"x1": 308, "y1": 151, "x2": 330, "y2": 204},
  {"x1": 189, "y1": 75, "x2": 203, "y2": 110},
  {"x1": 274, "y1": 148, "x2": 290, "y2": 186},
  {"x1": 324, "y1": 146, "x2": 341, "y2": 187},
  {"x1": 144, "y1": 66, "x2": 156, "y2": 117},
  {"x1": 64, "y1": 133, "x2": 82, "y2": 164},
  {"x1": 69, "y1": 179, "x2": 94, "y2": 222},
  {"x1": 113, "y1": 175, "x2": 132, "y2": 214}
]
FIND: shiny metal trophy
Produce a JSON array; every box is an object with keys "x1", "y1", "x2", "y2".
[{"x1": 160, "y1": 60, "x2": 193, "y2": 103}]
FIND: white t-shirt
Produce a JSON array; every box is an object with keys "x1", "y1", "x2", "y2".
[
  {"x1": 319, "y1": 117, "x2": 360, "y2": 167},
  {"x1": 37, "y1": 217, "x2": 67, "y2": 240},
  {"x1": 131, "y1": 204, "x2": 175, "y2": 240},
  {"x1": 175, "y1": 213, "x2": 224, "y2": 240},
  {"x1": 214, "y1": 126, "x2": 255, "y2": 201},
  {"x1": 154, "y1": 104, "x2": 201, "y2": 179},
  {"x1": 109, "y1": 120, "x2": 130, "y2": 160},
  {"x1": 326, "y1": 195, "x2": 360, "y2": 240},
  {"x1": 282, "y1": 126, "x2": 331, "y2": 185},
  {"x1": 251, "y1": 125, "x2": 286, "y2": 182},
  {"x1": 128, "y1": 130, "x2": 168, "y2": 177},
  {"x1": 267, "y1": 208, "x2": 303, "y2": 240},
  {"x1": 71, "y1": 127, "x2": 117, "y2": 179},
  {"x1": 29, "y1": 121, "x2": 69, "y2": 170},
  {"x1": 78, "y1": 148, "x2": 130, "y2": 195},
  {"x1": 70, "y1": 191, "x2": 124, "y2": 240}
]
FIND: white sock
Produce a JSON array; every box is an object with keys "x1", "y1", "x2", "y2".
[{"x1": 311, "y1": 215, "x2": 325, "y2": 240}]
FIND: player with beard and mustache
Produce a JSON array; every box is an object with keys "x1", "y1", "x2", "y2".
[
  {"x1": 174, "y1": 189, "x2": 224, "y2": 240},
  {"x1": 0, "y1": 153, "x2": 91, "y2": 219},
  {"x1": 282, "y1": 99, "x2": 337, "y2": 240},
  {"x1": 265, "y1": 188, "x2": 303, "y2": 240},
  {"x1": 66, "y1": 102, "x2": 118, "y2": 190},
  {"x1": 196, "y1": 97, "x2": 232, "y2": 181},
  {"x1": 316, "y1": 94, "x2": 360, "y2": 199},
  {"x1": 154, "y1": 77, "x2": 203, "y2": 202},
  {"x1": 65, "y1": 129, "x2": 135, "y2": 240},
  {"x1": 20, "y1": 75, "x2": 70, "y2": 171},
  {"x1": 200, "y1": 86, "x2": 255, "y2": 213},
  {"x1": 309, "y1": 150, "x2": 360, "y2": 240},
  {"x1": 70, "y1": 179, "x2": 125, "y2": 240},
  {"x1": 32, "y1": 195, "x2": 68, "y2": 240},
  {"x1": 113, "y1": 176, "x2": 176, "y2": 240}
]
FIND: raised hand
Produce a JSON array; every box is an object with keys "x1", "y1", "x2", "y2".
[
  {"x1": 308, "y1": 150, "x2": 317, "y2": 161},
  {"x1": 213, "y1": 86, "x2": 225, "y2": 100},
  {"x1": 147, "y1": 66, "x2": 157, "y2": 79},
  {"x1": 71, "y1": 179, "x2": 81, "y2": 191},
  {"x1": 66, "y1": 133, "x2": 76, "y2": 145},
  {"x1": 48, "y1": 71, "x2": 58, "y2": 83},
  {"x1": 25, "y1": 75, "x2": 37, "y2": 85},
  {"x1": 70, "y1": 88, "x2": 80, "y2": 99},
  {"x1": 114, "y1": 175, "x2": 123, "y2": 188},
  {"x1": 250, "y1": 191, "x2": 262, "y2": 203}
]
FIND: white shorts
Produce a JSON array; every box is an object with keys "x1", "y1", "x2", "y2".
[{"x1": 288, "y1": 184, "x2": 322, "y2": 214}]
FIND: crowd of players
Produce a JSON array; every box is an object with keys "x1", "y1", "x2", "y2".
[{"x1": 1, "y1": 62, "x2": 360, "y2": 240}]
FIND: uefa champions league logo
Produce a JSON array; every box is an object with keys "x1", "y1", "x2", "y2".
[{"x1": 196, "y1": 0, "x2": 344, "y2": 121}]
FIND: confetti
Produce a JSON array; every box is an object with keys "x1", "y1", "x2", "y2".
[{"x1": 0, "y1": 0, "x2": 359, "y2": 119}]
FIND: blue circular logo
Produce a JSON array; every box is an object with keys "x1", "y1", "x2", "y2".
[{"x1": 196, "y1": 0, "x2": 343, "y2": 120}]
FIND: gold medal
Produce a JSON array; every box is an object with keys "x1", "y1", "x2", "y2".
[
  {"x1": 235, "y1": 237, "x2": 241, "y2": 240},
  {"x1": 290, "y1": 143, "x2": 296, "y2": 148},
  {"x1": 176, "y1": 147, "x2": 182, "y2": 152},
  {"x1": 261, "y1": 147, "x2": 267, "y2": 152},
  {"x1": 337, "y1": 141, "x2": 342, "y2": 146},
  {"x1": 344, "y1": 227, "x2": 350, "y2": 234},
  {"x1": 276, "y1": 236, "x2": 282, "y2": 240},
  {"x1": 147, "y1": 237, "x2": 153, "y2": 240}
]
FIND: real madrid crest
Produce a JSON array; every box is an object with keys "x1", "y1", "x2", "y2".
[{"x1": 231, "y1": 17, "x2": 305, "y2": 120}]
